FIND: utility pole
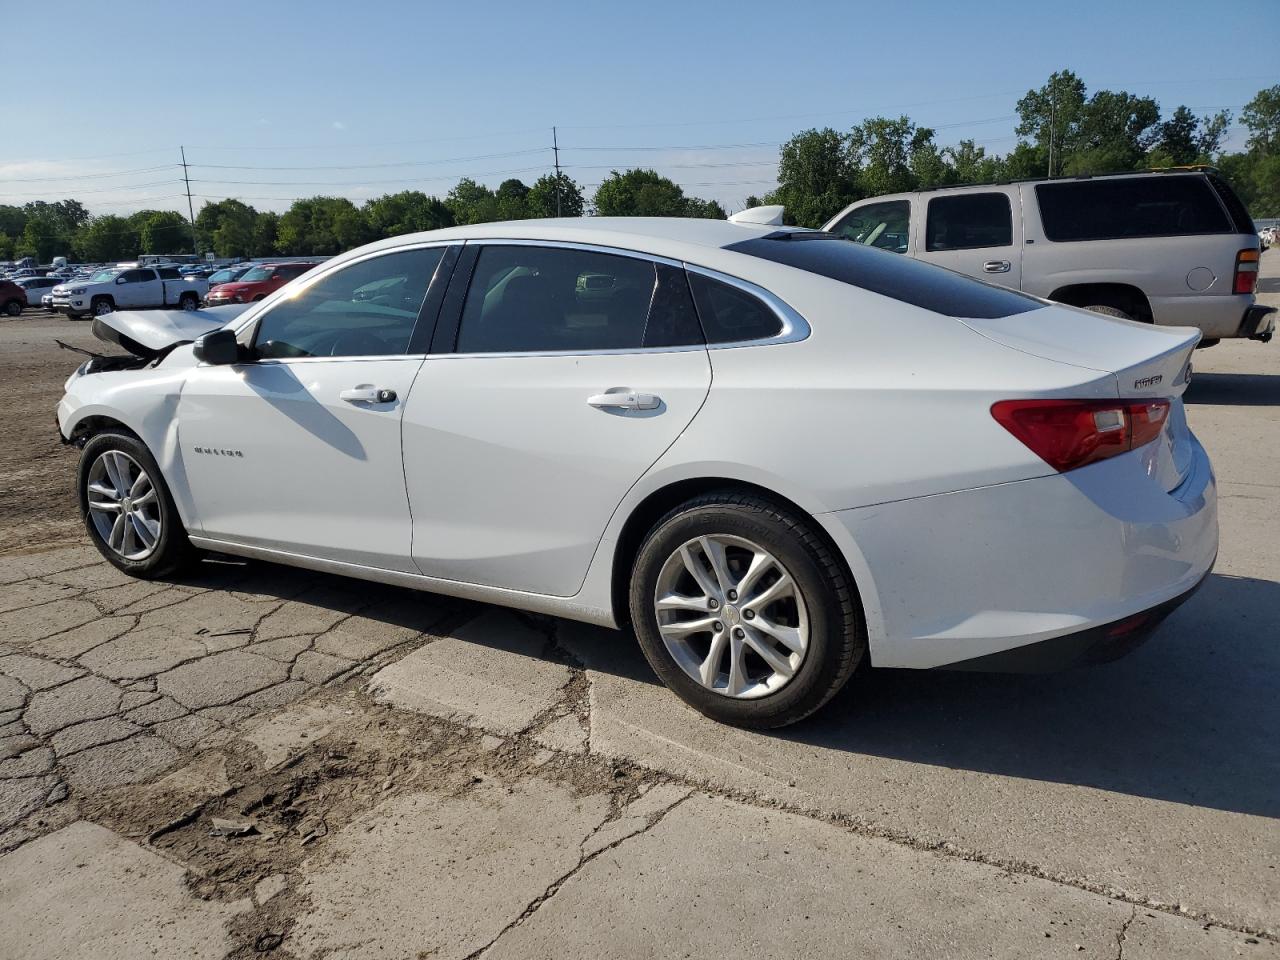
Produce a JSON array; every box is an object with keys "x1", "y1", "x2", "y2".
[
  {"x1": 180, "y1": 146, "x2": 198, "y2": 255},
  {"x1": 552, "y1": 126, "x2": 562, "y2": 217}
]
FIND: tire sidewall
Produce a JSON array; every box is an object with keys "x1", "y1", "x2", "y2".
[
  {"x1": 629, "y1": 500, "x2": 857, "y2": 728},
  {"x1": 77, "y1": 431, "x2": 192, "y2": 578}
]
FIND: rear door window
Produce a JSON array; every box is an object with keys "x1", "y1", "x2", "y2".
[
  {"x1": 687, "y1": 273, "x2": 782, "y2": 342},
  {"x1": 1035, "y1": 176, "x2": 1232, "y2": 241},
  {"x1": 829, "y1": 200, "x2": 910, "y2": 253},
  {"x1": 455, "y1": 245, "x2": 702, "y2": 353},
  {"x1": 926, "y1": 193, "x2": 1012, "y2": 251}
]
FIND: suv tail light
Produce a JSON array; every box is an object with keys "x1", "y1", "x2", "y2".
[
  {"x1": 992, "y1": 399, "x2": 1171, "y2": 472},
  {"x1": 1234, "y1": 248, "x2": 1259, "y2": 295}
]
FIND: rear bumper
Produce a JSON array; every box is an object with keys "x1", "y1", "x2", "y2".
[
  {"x1": 1149, "y1": 293, "x2": 1258, "y2": 339},
  {"x1": 1239, "y1": 305, "x2": 1276, "y2": 343},
  {"x1": 944, "y1": 564, "x2": 1211, "y2": 672},
  {"x1": 818, "y1": 430, "x2": 1218, "y2": 670}
]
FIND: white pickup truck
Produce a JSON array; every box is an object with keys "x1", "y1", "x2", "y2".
[{"x1": 51, "y1": 264, "x2": 210, "y2": 319}]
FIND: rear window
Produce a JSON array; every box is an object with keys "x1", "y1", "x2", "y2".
[
  {"x1": 926, "y1": 193, "x2": 1012, "y2": 251},
  {"x1": 1035, "y1": 176, "x2": 1231, "y2": 242},
  {"x1": 725, "y1": 234, "x2": 1041, "y2": 319}
]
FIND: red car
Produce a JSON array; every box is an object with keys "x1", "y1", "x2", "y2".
[
  {"x1": 203, "y1": 262, "x2": 315, "y2": 306},
  {"x1": 0, "y1": 280, "x2": 28, "y2": 317}
]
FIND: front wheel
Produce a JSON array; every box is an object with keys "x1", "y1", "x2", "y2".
[
  {"x1": 629, "y1": 492, "x2": 865, "y2": 728},
  {"x1": 3, "y1": 299, "x2": 21, "y2": 317},
  {"x1": 91, "y1": 297, "x2": 114, "y2": 317},
  {"x1": 78, "y1": 432, "x2": 197, "y2": 578}
]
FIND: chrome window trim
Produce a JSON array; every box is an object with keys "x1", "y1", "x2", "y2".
[
  {"x1": 229, "y1": 239, "x2": 457, "y2": 341},
  {"x1": 683, "y1": 262, "x2": 811, "y2": 349},
  {"x1": 439, "y1": 238, "x2": 808, "y2": 359}
]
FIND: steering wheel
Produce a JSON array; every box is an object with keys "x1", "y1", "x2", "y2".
[{"x1": 326, "y1": 330, "x2": 388, "y2": 357}]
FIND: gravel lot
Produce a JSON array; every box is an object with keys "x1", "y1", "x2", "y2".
[{"x1": 0, "y1": 259, "x2": 1277, "y2": 959}]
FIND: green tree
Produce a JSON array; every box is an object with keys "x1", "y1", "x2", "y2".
[
  {"x1": 526, "y1": 173, "x2": 584, "y2": 218},
  {"x1": 1156, "y1": 106, "x2": 1201, "y2": 164},
  {"x1": 251, "y1": 212, "x2": 279, "y2": 257},
  {"x1": 363, "y1": 191, "x2": 454, "y2": 238},
  {"x1": 135, "y1": 210, "x2": 193, "y2": 254},
  {"x1": 1015, "y1": 70, "x2": 1088, "y2": 176},
  {"x1": 276, "y1": 197, "x2": 369, "y2": 255},
  {"x1": 684, "y1": 197, "x2": 727, "y2": 219},
  {"x1": 209, "y1": 202, "x2": 257, "y2": 259},
  {"x1": 73, "y1": 216, "x2": 139, "y2": 263},
  {"x1": 943, "y1": 140, "x2": 1005, "y2": 184},
  {"x1": 494, "y1": 178, "x2": 531, "y2": 220},
  {"x1": 0, "y1": 205, "x2": 27, "y2": 239},
  {"x1": 1241, "y1": 84, "x2": 1280, "y2": 154},
  {"x1": 766, "y1": 128, "x2": 859, "y2": 227},
  {"x1": 0, "y1": 232, "x2": 12, "y2": 261},
  {"x1": 1066, "y1": 89, "x2": 1161, "y2": 173},
  {"x1": 593, "y1": 169, "x2": 692, "y2": 217},
  {"x1": 848, "y1": 116, "x2": 918, "y2": 196},
  {"x1": 445, "y1": 178, "x2": 501, "y2": 224}
]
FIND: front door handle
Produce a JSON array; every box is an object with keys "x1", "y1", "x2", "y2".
[
  {"x1": 587, "y1": 389, "x2": 661, "y2": 411},
  {"x1": 340, "y1": 385, "x2": 397, "y2": 404},
  {"x1": 983, "y1": 260, "x2": 1012, "y2": 273}
]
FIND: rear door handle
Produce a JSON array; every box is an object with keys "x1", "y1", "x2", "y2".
[
  {"x1": 587, "y1": 389, "x2": 661, "y2": 411},
  {"x1": 340, "y1": 386, "x2": 397, "y2": 404},
  {"x1": 983, "y1": 260, "x2": 1011, "y2": 273}
]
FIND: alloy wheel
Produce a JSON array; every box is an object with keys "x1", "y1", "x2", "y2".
[
  {"x1": 93, "y1": 300, "x2": 112, "y2": 316},
  {"x1": 653, "y1": 534, "x2": 809, "y2": 699},
  {"x1": 85, "y1": 450, "x2": 162, "y2": 561}
]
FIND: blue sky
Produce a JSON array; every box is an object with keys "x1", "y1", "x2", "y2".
[{"x1": 4, "y1": 0, "x2": 1277, "y2": 216}]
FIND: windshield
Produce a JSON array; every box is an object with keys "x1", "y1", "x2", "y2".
[
  {"x1": 241, "y1": 266, "x2": 274, "y2": 281},
  {"x1": 209, "y1": 269, "x2": 236, "y2": 282},
  {"x1": 90, "y1": 269, "x2": 120, "y2": 282}
]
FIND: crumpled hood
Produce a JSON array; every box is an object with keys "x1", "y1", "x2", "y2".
[{"x1": 92, "y1": 304, "x2": 250, "y2": 358}]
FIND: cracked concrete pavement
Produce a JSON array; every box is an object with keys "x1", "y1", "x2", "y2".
[{"x1": 0, "y1": 260, "x2": 1277, "y2": 957}]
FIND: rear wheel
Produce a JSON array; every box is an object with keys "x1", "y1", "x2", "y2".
[
  {"x1": 78, "y1": 431, "x2": 197, "y2": 578},
  {"x1": 3, "y1": 299, "x2": 21, "y2": 317},
  {"x1": 178, "y1": 292, "x2": 198, "y2": 311},
  {"x1": 629, "y1": 492, "x2": 865, "y2": 728}
]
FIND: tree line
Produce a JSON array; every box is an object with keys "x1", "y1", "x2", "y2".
[{"x1": 2, "y1": 73, "x2": 1276, "y2": 263}]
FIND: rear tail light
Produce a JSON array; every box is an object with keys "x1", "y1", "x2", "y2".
[
  {"x1": 1234, "y1": 248, "x2": 1259, "y2": 295},
  {"x1": 991, "y1": 398, "x2": 1171, "y2": 472}
]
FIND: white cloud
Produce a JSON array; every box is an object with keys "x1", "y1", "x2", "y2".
[{"x1": 332, "y1": 120, "x2": 346, "y2": 131}]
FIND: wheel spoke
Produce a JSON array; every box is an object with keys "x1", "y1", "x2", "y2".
[
  {"x1": 131, "y1": 489, "x2": 157, "y2": 508},
  {"x1": 656, "y1": 592, "x2": 711, "y2": 614},
  {"x1": 108, "y1": 514, "x2": 126, "y2": 551},
  {"x1": 698, "y1": 629, "x2": 729, "y2": 687},
  {"x1": 751, "y1": 615, "x2": 806, "y2": 654},
  {"x1": 742, "y1": 627, "x2": 796, "y2": 677},
  {"x1": 736, "y1": 549, "x2": 774, "y2": 600},
  {"x1": 87, "y1": 481, "x2": 118, "y2": 500},
  {"x1": 88, "y1": 499, "x2": 121, "y2": 514},
  {"x1": 657, "y1": 616, "x2": 718, "y2": 639},
  {"x1": 102, "y1": 452, "x2": 126, "y2": 496},
  {"x1": 130, "y1": 513, "x2": 157, "y2": 548},
  {"x1": 698, "y1": 536, "x2": 734, "y2": 595},
  {"x1": 679, "y1": 544, "x2": 720, "y2": 601},
  {"x1": 129, "y1": 473, "x2": 150, "y2": 498},
  {"x1": 745, "y1": 573, "x2": 793, "y2": 611},
  {"x1": 725, "y1": 635, "x2": 749, "y2": 697}
]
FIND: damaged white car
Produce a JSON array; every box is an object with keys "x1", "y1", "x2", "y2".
[{"x1": 56, "y1": 217, "x2": 1217, "y2": 727}]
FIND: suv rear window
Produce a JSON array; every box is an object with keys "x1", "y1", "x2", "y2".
[
  {"x1": 725, "y1": 234, "x2": 1041, "y2": 319},
  {"x1": 1035, "y1": 176, "x2": 1231, "y2": 242}
]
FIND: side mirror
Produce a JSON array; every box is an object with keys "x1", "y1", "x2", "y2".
[
  {"x1": 116, "y1": 276, "x2": 127, "y2": 285},
  {"x1": 193, "y1": 328, "x2": 244, "y2": 365}
]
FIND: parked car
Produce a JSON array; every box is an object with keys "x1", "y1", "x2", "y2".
[
  {"x1": 57, "y1": 218, "x2": 1217, "y2": 728},
  {"x1": 0, "y1": 279, "x2": 27, "y2": 316},
  {"x1": 15, "y1": 276, "x2": 61, "y2": 306},
  {"x1": 50, "y1": 265, "x2": 210, "y2": 319},
  {"x1": 205, "y1": 264, "x2": 255, "y2": 290},
  {"x1": 824, "y1": 169, "x2": 1274, "y2": 345},
  {"x1": 203, "y1": 262, "x2": 315, "y2": 305},
  {"x1": 42, "y1": 293, "x2": 56, "y2": 311}
]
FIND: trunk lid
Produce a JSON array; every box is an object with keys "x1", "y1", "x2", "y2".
[
  {"x1": 960, "y1": 304, "x2": 1199, "y2": 492},
  {"x1": 91, "y1": 304, "x2": 250, "y2": 359}
]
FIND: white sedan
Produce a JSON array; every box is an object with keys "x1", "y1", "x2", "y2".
[{"x1": 55, "y1": 215, "x2": 1217, "y2": 727}]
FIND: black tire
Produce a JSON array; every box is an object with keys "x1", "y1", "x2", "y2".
[
  {"x1": 91, "y1": 296, "x2": 114, "y2": 317},
  {"x1": 1083, "y1": 304, "x2": 1134, "y2": 321},
  {"x1": 77, "y1": 431, "x2": 198, "y2": 579},
  {"x1": 3, "y1": 299, "x2": 21, "y2": 317},
  {"x1": 178, "y1": 292, "x2": 198, "y2": 311},
  {"x1": 629, "y1": 492, "x2": 865, "y2": 729}
]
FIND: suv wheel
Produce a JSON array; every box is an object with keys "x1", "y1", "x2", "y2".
[
  {"x1": 1083, "y1": 304, "x2": 1134, "y2": 321},
  {"x1": 629, "y1": 492, "x2": 865, "y2": 728},
  {"x1": 91, "y1": 296, "x2": 114, "y2": 316},
  {"x1": 78, "y1": 432, "x2": 197, "y2": 578}
]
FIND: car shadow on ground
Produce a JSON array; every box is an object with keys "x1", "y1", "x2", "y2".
[
  {"x1": 173, "y1": 559, "x2": 1277, "y2": 820},
  {"x1": 1184, "y1": 371, "x2": 1280, "y2": 406}
]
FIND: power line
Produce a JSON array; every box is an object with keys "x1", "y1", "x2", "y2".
[
  {"x1": 0, "y1": 164, "x2": 178, "y2": 184},
  {"x1": 189, "y1": 147, "x2": 548, "y2": 172}
]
